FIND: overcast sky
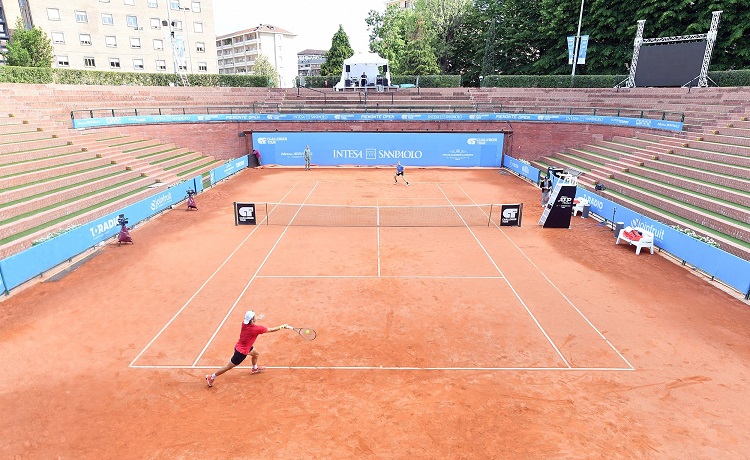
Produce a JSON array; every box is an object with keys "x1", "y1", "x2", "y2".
[{"x1": 213, "y1": 0, "x2": 387, "y2": 53}]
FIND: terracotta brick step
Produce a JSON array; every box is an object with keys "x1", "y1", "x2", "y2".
[
  {"x1": 639, "y1": 159, "x2": 750, "y2": 192},
  {"x1": 0, "y1": 130, "x2": 55, "y2": 144},
  {"x1": 624, "y1": 166, "x2": 750, "y2": 207},
  {"x1": 656, "y1": 153, "x2": 750, "y2": 179},
  {"x1": 0, "y1": 144, "x2": 86, "y2": 166},
  {"x1": 0, "y1": 150, "x2": 102, "y2": 177},
  {"x1": 0, "y1": 164, "x2": 128, "y2": 204},
  {"x1": 0, "y1": 171, "x2": 143, "y2": 221},
  {"x1": 0, "y1": 176, "x2": 155, "y2": 240},
  {"x1": 1, "y1": 158, "x2": 115, "y2": 189}
]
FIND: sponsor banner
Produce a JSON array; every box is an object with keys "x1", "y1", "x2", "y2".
[
  {"x1": 0, "y1": 265, "x2": 5, "y2": 294},
  {"x1": 252, "y1": 132, "x2": 504, "y2": 167},
  {"x1": 500, "y1": 203, "x2": 523, "y2": 227},
  {"x1": 578, "y1": 35, "x2": 589, "y2": 65},
  {"x1": 72, "y1": 112, "x2": 683, "y2": 132},
  {"x1": 210, "y1": 156, "x2": 249, "y2": 186},
  {"x1": 502, "y1": 155, "x2": 541, "y2": 184},
  {"x1": 234, "y1": 202, "x2": 257, "y2": 225},
  {"x1": 567, "y1": 36, "x2": 576, "y2": 65},
  {"x1": 542, "y1": 185, "x2": 576, "y2": 228},
  {"x1": 575, "y1": 188, "x2": 750, "y2": 295},
  {"x1": 0, "y1": 176, "x2": 202, "y2": 292}
]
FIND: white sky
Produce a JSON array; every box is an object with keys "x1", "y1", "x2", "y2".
[{"x1": 213, "y1": 0, "x2": 388, "y2": 53}]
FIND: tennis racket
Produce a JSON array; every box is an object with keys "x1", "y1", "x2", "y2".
[{"x1": 286, "y1": 325, "x2": 316, "y2": 341}]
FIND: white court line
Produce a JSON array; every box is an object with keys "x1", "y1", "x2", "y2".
[
  {"x1": 255, "y1": 275, "x2": 504, "y2": 279},
  {"x1": 436, "y1": 183, "x2": 571, "y2": 368},
  {"x1": 456, "y1": 184, "x2": 634, "y2": 370},
  {"x1": 376, "y1": 198, "x2": 381, "y2": 277},
  {"x1": 190, "y1": 182, "x2": 320, "y2": 367},
  {"x1": 130, "y1": 364, "x2": 634, "y2": 371},
  {"x1": 128, "y1": 184, "x2": 301, "y2": 368}
]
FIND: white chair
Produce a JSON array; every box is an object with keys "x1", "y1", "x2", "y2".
[
  {"x1": 616, "y1": 226, "x2": 655, "y2": 255},
  {"x1": 572, "y1": 198, "x2": 589, "y2": 217}
]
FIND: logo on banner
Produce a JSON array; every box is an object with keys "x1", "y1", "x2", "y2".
[
  {"x1": 235, "y1": 202, "x2": 257, "y2": 225},
  {"x1": 500, "y1": 204, "x2": 523, "y2": 227}
]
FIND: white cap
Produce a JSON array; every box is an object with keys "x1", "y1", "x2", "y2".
[{"x1": 243, "y1": 310, "x2": 255, "y2": 324}]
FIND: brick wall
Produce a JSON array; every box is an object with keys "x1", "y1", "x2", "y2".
[{"x1": 102, "y1": 121, "x2": 637, "y2": 162}]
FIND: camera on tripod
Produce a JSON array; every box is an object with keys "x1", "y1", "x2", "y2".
[
  {"x1": 186, "y1": 189, "x2": 196, "y2": 197},
  {"x1": 117, "y1": 214, "x2": 129, "y2": 226}
]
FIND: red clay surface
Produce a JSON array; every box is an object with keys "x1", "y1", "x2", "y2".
[{"x1": 2, "y1": 167, "x2": 750, "y2": 459}]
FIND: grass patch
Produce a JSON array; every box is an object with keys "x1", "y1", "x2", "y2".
[{"x1": 151, "y1": 152, "x2": 192, "y2": 165}]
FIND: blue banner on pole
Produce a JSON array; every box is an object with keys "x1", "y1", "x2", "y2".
[
  {"x1": 578, "y1": 35, "x2": 589, "y2": 64},
  {"x1": 567, "y1": 36, "x2": 576, "y2": 65}
]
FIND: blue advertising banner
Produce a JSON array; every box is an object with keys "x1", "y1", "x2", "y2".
[
  {"x1": 251, "y1": 132, "x2": 504, "y2": 167},
  {"x1": 578, "y1": 35, "x2": 589, "y2": 65},
  {"x1": 209, "y1": 156, "x2": 249, "y2": 186},
  {"x1": 503, "y1": 155, "x2": 541, "y2": 184},
  {"x1": 574, "y1": 188, "x2": 750, "y2": 295},
  {"x1": 567, "y1": 36, "x2": 576, "y2": 65},
  {"x1": 72, "y1": 112, "x2": 683, "y2": 132},
  {"x1": 0, "y1": 176, "x2": 201, "y2": 291}
]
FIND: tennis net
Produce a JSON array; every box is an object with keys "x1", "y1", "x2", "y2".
[{"x1": 251, "y1": 203, "x2": 500, "y2": 227}]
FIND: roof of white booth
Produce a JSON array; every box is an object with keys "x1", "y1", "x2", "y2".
[{"x1": 344, "y1": 52, "x2": 388, "y2": 66}]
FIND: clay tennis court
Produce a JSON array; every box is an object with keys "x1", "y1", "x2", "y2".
[{"x1": 2, "y1": 167, "x2": 749, "y2": 459}]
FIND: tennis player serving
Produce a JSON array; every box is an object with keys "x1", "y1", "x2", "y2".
[
  {"x1": 394, "y1": 161, "x2": 409, "y2": 186},
  {"x1": 205, "y1": 310, "x2": 288, "y2": 387}
]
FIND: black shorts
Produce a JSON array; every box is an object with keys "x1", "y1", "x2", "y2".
[
  {"x1": 231, "y1": 347, "x2": 253, "y2": 365},
  {"x1": 396, "y1": 171, "x2": 404, "y2": 176}
]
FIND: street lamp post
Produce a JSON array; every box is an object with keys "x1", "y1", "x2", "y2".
[{"x1": 570, "y1": 0, "x2": 585, "y2": 87}]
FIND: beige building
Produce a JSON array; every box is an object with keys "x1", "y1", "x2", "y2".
[
  {"x1": 216, "y1": 24, "x2": 297, "y2": 88},
  {"x1": 2, "y1": 0, "x2": 217, "y2": 75}
]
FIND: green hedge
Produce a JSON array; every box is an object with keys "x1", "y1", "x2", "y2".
[
  {"x1": 481, "y1": 70, "x2": 750, "y2": 88},
  {"x1": 0, "y1": 66, "x2": 270, "y2": 87},
  {"x1": 295, "y1": 74, "x2": 461, "y2": 88}
]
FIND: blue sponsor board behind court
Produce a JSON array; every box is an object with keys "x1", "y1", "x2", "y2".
[
  {"x1": 210, "y1": 156, "x2": 249, "y2": 185},
  {"x1": 72, "y1": 112, "x2": 683, "y2": 132},
  {"x1": 252, "y1": 132, "x2": 504, "y2": 167},
  {"x1": 503, "y1": 155, "x2": 541, "y2": 184}
]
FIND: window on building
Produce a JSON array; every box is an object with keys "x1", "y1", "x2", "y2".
[
  {"x1": 193, "y1": 22, "x2": 203, "y2": 33},
  {"x1": 109, "y1": 58, "x2": 121, "y2": 69},
  {"x1": 124, "y1": 0, "x2": 136, "y2": 5},
  {"x1": 170, "y1": 0, "x2": 180, "y2": 10},
  {"x1": 198, "y1": 62, "x2": 207, "y2": 72},
  {"x1": 84, "y1": 57, "x2": 96, "y2": 67},
  {"x1": 156, "y1": 60, "x2": 166, "y2": 71},
  {"x1": 105, "y1": 36, "x2": 117, "y2": 47},
  {"x1": 56, "y1": 55, "x2": 69, "y2": 67},
  {"x1": 126, "y1": 15, "x2": 138, "y2": 27},
  {"x1": 153, "y1": 39, "x2": 163, "y2": 50},
  {"x1": 102, "y1": 14, "x2": 114, "y2": 25},
  {"x1": 196, "y1": 42, "x2": 205, "y2": 52},
  {"x1": 148, "y1": 0, "x2": 158, "y2": 7},
  {"x1": 47, "y1": 8, "x2": 60, "y2": 20},
  {"x1": 80, "y1": 34, "x2": 92, "y2": 45},
  {"x1": 51, "y1": 32, "x2": 65, "y2": 44},
  {"x1": 172, "y1": 20, "x2": 182, "y2": 30},
  {"x1": 178, "y1": 64, "x2": 187, "y2": 71},
  {"x1": 130, "y1": 37, "x2": 141, "y2": 48},
  {"x1": 191, "y1": 2, "x2": 201, "y2": 12},
  {"x1": 134, "y1": 59, "x2": 144, "y2": 70},
  {"x1": 75, "y1": 10, "x2": 88, "y2": 23},
  {"x1": 150, "y1": 18, "x2": 160, "y2": 29}
]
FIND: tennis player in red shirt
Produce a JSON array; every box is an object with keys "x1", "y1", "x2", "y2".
[{"x1": 205, "y1": 310, "x2": 288, "y2": 387}]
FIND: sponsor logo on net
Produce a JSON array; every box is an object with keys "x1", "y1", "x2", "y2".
[
  {"x1": 238, "y1": 206, "x2": 254, "y2": 220},
  {"x1": 502, "y1": 208, "x2": 518, "y2": 219}
]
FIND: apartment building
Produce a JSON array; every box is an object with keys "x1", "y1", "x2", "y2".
[
  {"x1": 297, "y1": 49, "x2": 325, "y2": 77},
  {"x1": 216, "y1": 24, "x2": 297, "y2": 87},
  {"x1": 2, "y1": 0, "x2": 217, "y2": 74},
  {"x1": 385, "y1": 0, "x2": 414, "y2": 8}
]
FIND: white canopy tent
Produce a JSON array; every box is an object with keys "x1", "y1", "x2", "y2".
[{"x1": 334, "y1": 52, "x2": 391, "y2": 91}]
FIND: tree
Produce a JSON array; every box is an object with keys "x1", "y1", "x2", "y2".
[
  {"x1": 367, "y1": 5, "x2": 439, "y2": 75},
  {"x1": 252, "y1": 53, "x2": 278, "y2": 87},
  {"x1": 320, "y1": 25, "x2": 354, "y2": 76},
  {"x1": 4, "y1": 18, "x2": 53, "y2": 67}
]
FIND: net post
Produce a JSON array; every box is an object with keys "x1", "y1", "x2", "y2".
[
  {"x1": 488, "y1": 204, "x2": 493, "y2": 226},
  {"x1": 265, "y1": 203, "x2": 269, "y2": 225},
  {"x1": 233, "y1": 202, "x2": 238, "y2": 226}
]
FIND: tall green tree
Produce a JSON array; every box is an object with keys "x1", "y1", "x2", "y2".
[
  {"x1": 415, "y1": 0, "x2": 472, "y2": 73},
  {"x1": 366, "y1": 5, "x2": 439, "y2": 75},
  {"x1": 252, "y1": 53, "x2": 278, "y2": 87},
  {"x1": 3, "y1": 18, "x2": 53, "y2": 67},
  {"x1": 320, "y1": 25, "x2": 354, "y2": 76}
]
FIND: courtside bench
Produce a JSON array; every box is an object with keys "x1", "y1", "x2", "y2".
[{"x1": 616, "y1": 226, "x2": 655, "y2": 255}]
